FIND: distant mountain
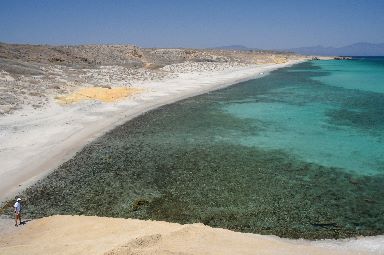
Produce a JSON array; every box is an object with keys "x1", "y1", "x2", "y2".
[
  {"x1": 214, "y1": 45, "x2": 252, "y2": 50},
  {"x1": 288, "y1": 42, "x2": 384, "y2": 56}
]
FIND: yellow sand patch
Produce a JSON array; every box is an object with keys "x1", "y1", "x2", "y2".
[
  {"x1": 56, "y1": 87, "x2": 143, "y2": 104},
  {"x1": 273, "y1": 56, "x2": 288, "y2": 64}
]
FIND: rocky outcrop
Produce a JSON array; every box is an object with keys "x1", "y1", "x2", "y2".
[{"x1": 334, "y1": 56, "x2": 352, "y2": 60}]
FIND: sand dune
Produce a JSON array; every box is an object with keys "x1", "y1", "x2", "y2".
[{"x1": 0, "y1": 215, "x2": 383, "y2": 255}]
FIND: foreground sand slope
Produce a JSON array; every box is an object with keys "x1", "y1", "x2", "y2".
[{"x1": 0, "y1": 215, "x2": 383, "y2": 255}]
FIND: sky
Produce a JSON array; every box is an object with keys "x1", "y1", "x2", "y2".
[{"x1": 0, "y1": 0, "x2": 383, "y2": 49}]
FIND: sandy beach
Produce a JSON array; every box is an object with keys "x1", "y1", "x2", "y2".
[{"x1": 0, "y1": 215, "x2": 383, "y2": 255}]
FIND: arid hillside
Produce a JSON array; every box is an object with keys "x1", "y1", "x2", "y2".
[
  {"x1": 0, "y1": 42, "x2": 294, "y2": 67},
  {"x1": 0, "y1": 42, "x2": 301, "y2": 114}
]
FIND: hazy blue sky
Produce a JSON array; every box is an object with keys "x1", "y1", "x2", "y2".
[{"x1": 0, "y1": 0, "x2": 383, "y2": 49}]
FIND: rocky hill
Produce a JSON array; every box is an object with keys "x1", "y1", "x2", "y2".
[
  {"x1": 288, "y1": 42, "x2": 384, "y2": 56},
  {"x1": 0, "y1": 43, "x2": 301, "y2": 114},
  {"x1": 0, "y1": 43, "x2": 296, "y2": 67}
]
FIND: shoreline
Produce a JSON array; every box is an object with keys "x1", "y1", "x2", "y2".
[{"x1": 0, "y1": 60, "x2": 302, "y2": 204}]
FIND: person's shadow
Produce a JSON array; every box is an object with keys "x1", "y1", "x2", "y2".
[{"x1": 19, "y1": 219, "x2": 32, "y2": 225}]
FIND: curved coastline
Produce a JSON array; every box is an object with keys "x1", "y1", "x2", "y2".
[
  {"x1": 1, "y1": 59, "x2": 383, "y2": 254},
  {"x1": 0, "y1": 60, "x2": 301, "y2": 204}
]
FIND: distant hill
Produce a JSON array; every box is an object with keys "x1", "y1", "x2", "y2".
[
  {"x1": 213, "y1": 45, "x2": 291, "y2": 54},
  {"x1": 288, "y1": 42, "x2": 384, "y2": 56},
  {"x1": 214, "y1": 45, "x2": 252, "y2": 50}
]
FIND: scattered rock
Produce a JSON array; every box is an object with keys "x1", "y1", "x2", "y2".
[
  {"x1": 132, "y1": 199, "x2": 150, "y2": 211},
  {"x1": 364, "y1": 198, "x2": 376, "y2": 204},
  {"x1": 49, "y1": 57, "x2": 64, "y2": 63},
  {"x1": 334, "y1": 56, "x2": 352, "y2": 60},
  {"x1": 29, "y1": 92, "x2": 42, "y2": 97},
  {"x1": 349, "y1": 177, "x2": 359, "y2": 185},
  {"x1": 98, "y1": 85, "x2": 112, "y2": 89}
]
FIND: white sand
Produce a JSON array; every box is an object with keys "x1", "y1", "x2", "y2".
[
  {"x1": 0, "y1": 61, "x2": 299, "y2": 203},
  {"x1": 0, "y1": 215, "x2": 383, "y2": 255}
]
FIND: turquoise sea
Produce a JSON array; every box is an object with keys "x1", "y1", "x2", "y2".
[
  {"x1": 21, "y1": 57, "x2": 384, "y2": 239},
  {"x1": 225, "y1": 57, "x2": 384, "y2": 175}
]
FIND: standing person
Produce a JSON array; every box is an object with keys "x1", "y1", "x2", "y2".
[{"x1": 14, "y1": 198, "x2": 22, "y2": 227}]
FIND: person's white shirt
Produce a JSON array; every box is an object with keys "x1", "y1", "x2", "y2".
[{"x1": 14, "y1": 201, "x2": 21, "y2": 213}]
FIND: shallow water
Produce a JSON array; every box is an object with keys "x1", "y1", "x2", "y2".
[
  {"x1": 19, "y1": 58, "x2": 384, "y2": 239},
  {"x1": 224, "y1": 59, "x2": 384, "y2": 175}
]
